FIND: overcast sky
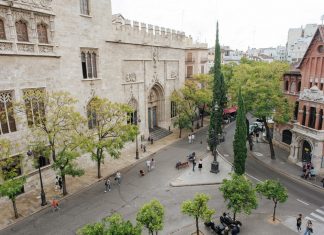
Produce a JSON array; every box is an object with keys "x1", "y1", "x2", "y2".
[{"x1": 111, "y1": 0, "x2": 324, "y2": 51}]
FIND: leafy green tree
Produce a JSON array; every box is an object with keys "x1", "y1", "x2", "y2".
[
  {"x1": 181, "y1": 193, "x2": 215, "y2": 235},
  {"x1": 256, "y1": 179, "x2": 288, "y2": 221},
  {"x1": 173, "y1": 113, "x2": 192, "y2": 138},
  {"x1": 81, "y1": 97, "x2": 137, "y2": 178},
  {"x1": 228, "y1": 60, "x2": 291, "y2": 159},
  {"x1": 0, "y1": 139, "x2": 26, "y2": 219},
  {"x1": 209, "y1": 22, "x2": 227, "y2": 150},
  {"x1": 136, "y1": 199, "x2": 165, "y2": 235},
  {"x1": 233, "y1": 90, "x2": 247, "y2": 175},
  {"x1": 219, "y1": 174, "x2": 258, "y2": 220},
  {"x1": 21, "y1": 90, "x2": 83, "y2": 162},
  {"x1": 77, "y1": 214, "x2": 141, "y2": 235}
]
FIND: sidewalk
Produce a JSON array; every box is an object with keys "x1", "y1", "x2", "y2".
[
  {"x1": 250, "y1": 138, "x2": 324, "y2": 190},
  {"x1": 170, "y1": 153, "x2": 232, "y2": 187},
  {"x1": 0, "y1": 121, "x2": 209, "y2": 230}
]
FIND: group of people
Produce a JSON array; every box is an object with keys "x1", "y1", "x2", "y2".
[
  {"x1": 301, "y1": 162, "x2": 316, "y2": 180},
  {"x1": 192, "y1": 157, "x2": 203, "y2": 172},
  {"x1": 104, "y1": 171, "x2": 122, "y2": 193},
  {"x1": 188, "y1": 133, "x2": 195, "y2": 144},
  {"x1": 296, "y1": 214, "x2": 313, "y2": 235},
  {"x1": 54, "y1": 176, "x2": 63, "y2": 191},
  {"x1": 139, "y1": 158, "x2": 155, "y2": 176}
]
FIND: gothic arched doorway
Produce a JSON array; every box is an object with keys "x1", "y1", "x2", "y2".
[
  {"x1": 148, "y1": 83, "x2": 165, "y2": 130},
  {"x1": 300, "y1": 140, "x2": 312, "y2": 163}
]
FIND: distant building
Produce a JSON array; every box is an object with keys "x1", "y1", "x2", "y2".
[
  {"x1": 185, "y1": 43, "x2": 209, "y2": 78},
  {"x1": 246, "y1": 46, "x2": 286, "y2": 62},
  {"x1": 286, "y1": 24, "x2": 317, "y2": 63},
  {"x1": 207, "y1": 46, "x2": 244, "y2": 72}
]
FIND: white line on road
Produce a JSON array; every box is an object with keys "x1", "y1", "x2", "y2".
[
  {"x1": 297, "y1": 199, "x2": 310, "y2": 206},
  {"x1": 246, "y1": 173, "x2": 262, "y2": 182},
  {"x1": 316, "y1": 209, "x2": 324, "y2": 216},
  {"x1": 305, "y1": 216, "x2": 316, "y2": 221},
  {"x1": 310, "y1": 212, "x2": 324, "y2": 222}
]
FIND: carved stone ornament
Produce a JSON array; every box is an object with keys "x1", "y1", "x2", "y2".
[
  {"x1": 125, "y1": 73, "x2": 137, "y2": 82},
  {"x1": 11, "y1": 0, "x2": 53, "y2": 10},
  {"x1": 152, "y1": 72, "x2": 158, "y2": 82},
  {"x1": 17, "y1": 43, "x2": 34, "y2": 52},
  {"x1": 299, "y1": 86, "x2": 324, "y2": 102},
  {"x1": 0, "y1": 42, "x2": 13, "y2": 52},
  {"x1": 39, "y1": 45, "x2": 53, "y2": 53},
  {"x1": 152, "y1": 47, "x2": 159, "y2": 68},
  {"x1": 170, "y1": 71, "x2": 178, "y2": 79}
]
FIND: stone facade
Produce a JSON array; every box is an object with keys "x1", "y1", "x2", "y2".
[
  {"x1": 0, "y1": 0, "x2": 207, "y2": 191},
  {"x1": 276, "y1": 26, "x2": 324, "y2": 174}
]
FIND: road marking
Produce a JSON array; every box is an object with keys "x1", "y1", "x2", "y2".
[
  {"x1": 246, "y1": 173, "x2": 262, "y2": 182},
  {"x1": 297, "y1": 199, "x2": 310, "y2": 206},
  {"x1": 316, "y1": 209, "x2": 324, "y2": 216},
  {"x1": 305, "y1": 216, "x2": 316, "y2": 221},
  {"x1": 310, "y1": 212, "x2": 324, "y2": 222}
]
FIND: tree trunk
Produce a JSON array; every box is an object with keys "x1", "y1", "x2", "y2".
[
  {"x1": 179, "y1": 128, "x2": 182, "y2": 138},
  {"x1": 233, "y1": 211, "x2": 236, "y2": 221},
  {"x1": 201, "y1": 106, "x2": 205, "y2": 127},
  {"x1": 97, "y1": 148, "x2": 102, "y2": 178},
  {"x1": 97, "y1": 161, "x2": 101, "y2": 178},
  {"x1": 11, "y1": 198, "x2": 19, "y2": 219},
  {"x1": 62, "y1": 173, "x2": 68, "y2": 196},
  {"x1": 195, "y1": 216, "x2": 199, "y2": 235},
  {"x1": 262, "y1": 117, "x2": 275, "y2": 159},
  {"x1": 273, "y1": 201, "x2": 277, "y2": 221},
  {"x1": 51, "y1": 145, "x2": 56, "y2": 162}
]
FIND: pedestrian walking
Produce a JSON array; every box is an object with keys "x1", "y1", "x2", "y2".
[
  {"x1": 146, "y1": 159, "x2": 151, "y2": 172},
  {"x1": 115, "y1": 171, "x2": 121, "y2": 185},
  {"x1": 296, "y1": 214, "x2": 302, "y2": 232},
  {"x1": 104, "y1": 178, "x2": 111, "y2": 192},
  {"x1": 198, "y1": 159, "x2": 203, "y2": 171},
  {"x1": 55, "y1": 176, "x2": 60, "y2": 191},
  {"x1": 143, "y1": 144, "x2": 146, "y2": 153},
  {"x1": 58, "y1": 177, "x2": 63, "y2": 190},
  {"x1": 192, "y1": 159, "x2": 196, "y2": 172},
  {"x1": 304, "y1": 220, "x2": 313, "y2": 235},
  {"x1": 188, "y1": 134, "x2": 192, "y2": 144},
  {"x1": 191, "y1": 133, "x2": 195, "y2": 143},
  {"x1": 51, "y1": 199, "x2": 59, "y2": 212},
  {"x1": 150, "y1": 158, "x2": 155, "y2": 170}
]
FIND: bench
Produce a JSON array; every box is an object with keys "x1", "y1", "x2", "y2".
[{"x1": 176, "y1": 161, "x2": 189, "y2": 170}]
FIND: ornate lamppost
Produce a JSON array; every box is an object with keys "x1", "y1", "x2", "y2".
[
  {"x1": 135, "y1": 115, "x2": 141, "y2": 159},
  {"x1": 27, "y1": 150, "x2": 47, "y2": 206}
]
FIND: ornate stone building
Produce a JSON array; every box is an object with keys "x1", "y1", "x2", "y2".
[
  {"x1": 0, "y1": 0, "x2": 207, "y2": 191},
  {"x1": 275, "y1": 26, "x2": 324, "y2": 175}
]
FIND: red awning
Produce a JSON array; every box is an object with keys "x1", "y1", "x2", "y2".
[{"x1": 223, "y1": 106, "x2": 237, "y2": 114}]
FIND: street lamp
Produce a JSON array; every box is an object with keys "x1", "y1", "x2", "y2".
[
  {"x1": 27, "y1": 150, "x2": 47, "y2": 206},
  {"x1": 210, "y1": 103, "x2": 220, "y2": 174},
  {"x1": 135, "y1": 114, "x2": 141, "y2": 160}
]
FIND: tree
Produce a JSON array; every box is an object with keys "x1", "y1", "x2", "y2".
[
  {"x1": 173, "y1": 113, "x2": 192, "y2": 138},
  {"x1": 256, "y1": 179, "x2": 288, "y2": 222},
  {"x1": 0, "y1": 139, "x2": 26, "y2": 219},
  {"x1": 219, "y1": 174, "x2": 258, "y2": 220},
  {"x1": 228, "y1": 60, "x2": 291, "y2": 159},
  {"x1": 21, "y1": 90, "x2": 83, "y2": 163},
  {"x1": 81, "y1": 97, "x2": 137, "y2": 178},
  {"x1": 181, "y1": 193, "x2": 215, "y2": 235},
  {"x1": 209, "y1": 22, "x2": 227, "y2": 150},
  {"x1": 136, "y1": 199, "x2": 165, "y2": 235},
  {"x1": 233, "y1": 90, "x2": 247, "y2": 175},
  {"x1": 77, "y1": 214, "x2": 141, "y2": 235}
]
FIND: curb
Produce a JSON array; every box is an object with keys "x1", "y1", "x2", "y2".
[
  {"x1": 170, "y1": 182, "x2": 222, "y2": 187},
  {"x1": 249, "y1": 151, "x2": 324, "y2": 192},
  {"x1": 0, "y1": 126, "x2": 210, "y2": 232}
]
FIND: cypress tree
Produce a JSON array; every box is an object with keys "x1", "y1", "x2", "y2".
[
  {"x1": 209, "y1": 22, "x2": 227, "y2": 150},
  {"x1": 233, "y1": 90, "x2": 247, "y2": 175}
]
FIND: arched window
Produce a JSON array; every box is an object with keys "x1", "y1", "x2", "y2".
[
  {"x1": 297, "y1": 81, "x2": 301, "y2": 92},
  {"x1": 171, "y1": 101, "x2": 177, "y2": 118},
  {"x1": 285, "y1": 80, "x2": 289, "y2": 91},
  {"x1": 127, "y1": 98, "x2": 138, "y2": 124},
  {"x1": 0, "y1": 19, "x2": 6, "y2": 40},
  {"x1": 87, "y1": 99, "x2": 97, "y2": 129},
  {"x1": 80, "y1": 0, "x2": 90, "y2": 15},
  {"x1": 308, "y1": 107, "x2": 316, "y2": 129},
  {"x1": 0, "y1": 91, "x2": 17, "y2": 135},
  {"x1": 37, "y1": 24, "x2": 48, "y2": 44},
  {"x1": 302, "y1": 106, "x2": 306, "y2": 126},
  {"x1": 81, "y1": 50, "x2": 98, "y2": 79},
  {"x1": 15, "y1": 20, "x2": 29, "y2": 42},
  {"x1": 282, "y1": 130, "x2": 292, "y2": 145}
]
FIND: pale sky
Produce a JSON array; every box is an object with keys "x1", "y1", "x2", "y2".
[{"x1": 111, "y1": 0, "x2": 324, "y2": 51}]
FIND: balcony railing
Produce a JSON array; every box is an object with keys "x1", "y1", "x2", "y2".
[{"x1": 292, "y1": 123, "x2": 324, "y2": 140}]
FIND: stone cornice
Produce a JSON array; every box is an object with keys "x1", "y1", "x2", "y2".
[{"x1": 0, "y1": 0, "x2": 54, "y2": 15}]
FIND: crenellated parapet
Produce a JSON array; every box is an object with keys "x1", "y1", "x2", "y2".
[{"x1": 112, "y1": 16, "x2": 202, "y2": 49}]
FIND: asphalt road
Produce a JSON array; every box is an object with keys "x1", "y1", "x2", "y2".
[{"x1": 1, "y1": 122, "x2": 323, "y2": 235}]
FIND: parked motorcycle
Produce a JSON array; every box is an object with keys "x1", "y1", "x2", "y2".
[
  {"x1": 220, "y1": 212, "x2": 242, "y2": 227},
  {"x1": 204, "y1": 221, "x2": 229, "y2": 235}
]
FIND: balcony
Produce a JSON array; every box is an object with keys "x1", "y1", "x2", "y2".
[{"x1": 292, "y1": 123, "x2": 324, "y2": 141}]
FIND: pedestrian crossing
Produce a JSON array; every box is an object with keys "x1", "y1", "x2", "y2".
[{"x1": 283, "y1": 206, "x2": 324, "y2": 235}]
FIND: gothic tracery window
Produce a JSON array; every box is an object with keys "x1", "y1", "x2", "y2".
[
  {"x1": 37, "y1": 23, "x2": 48, "y2": 44},
  {"x1": 171, "y1": 101, "x2": 177, "y2": 118},
  {"x1": 80, "y1": 0, "x2": 90, "y2": 15},
  {"x1": 0, "y1": 91, "x2": 17, "y2": 135},
  {"x1": 23, "y1": 89, "x2": 46, "y2": 127},
  {"x1": 81, "y1": 50, "x2": 98, "y2": 79},
  {"x1": 0, "y1": 19, "x2": 6, "y2": 40},
  {"x1": 87, "y1": 98, "x2": 97, "y2": 129},
  {"x1": 15, "y1": 20, "x2": 29, "y2": 42}
]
